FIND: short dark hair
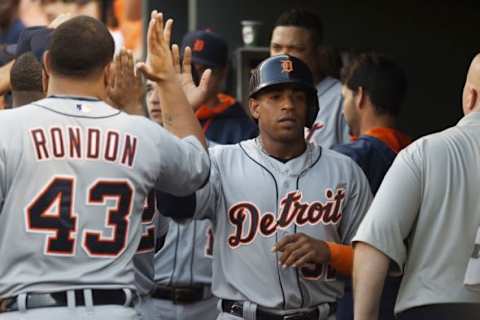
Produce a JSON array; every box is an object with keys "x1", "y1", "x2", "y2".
[
  {"x1": 10, "y1": 52, "x2": 43, "y2": 92},
  {"x1": 274, "y1": 9, "x2": 323, "y2": 46},
  {"x1": 341, "y1": 53, "x2": 407, "y2": 116},
  {"x1": 48, "y1": 15, "x2": 114, "y2": 77}
]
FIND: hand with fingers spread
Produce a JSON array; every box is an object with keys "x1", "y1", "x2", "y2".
[
  {"x1": 107, "y1": 49, "x2": 145, "y2": 115},
  {"x1": 136, "y1": 11, "x2": 176, "y2": 82},
  {"x1": 172, "y1": 45, "x2": 212, "y2": 109},
  {"x1": 273, "y1": 233, "x2": 331, "y2": 269}
]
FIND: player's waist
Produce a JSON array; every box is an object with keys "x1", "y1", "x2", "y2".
[
  {"x1": 0, "y1": 288, "x2": 137, "y2": 313},
  {"x1": 150, "y1": 284, "x2": 212, "y2": 304},
  {"x1": 221, "y1": 299, "x2": 336, "y2": 320}
]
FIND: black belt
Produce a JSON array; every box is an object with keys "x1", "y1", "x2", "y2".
[
  {"x1": 151, "y1": 285, "x2": 210, "y2": 304},
  {"x1": 221, "y1": 299, "x2": 336, "y2": 320},
  {"x1": 0, "y1": 289, "x2": 133, "y2": 313}
]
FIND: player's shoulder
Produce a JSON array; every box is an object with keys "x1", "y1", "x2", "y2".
[
  {"x1": 400, "y1": 125, "x2": 457, "y2": 160},
  {"x1": 208, "y1": 140, "x2": 244, "y2": 158},
  {"x1": 317, "y1": 76, "x2": 342, "y2": 97},
  {"x1": 319, "y1": 145, "x2": 366, "y2": 176},
  {"x1": 322, "y1": 145, "x2": 358, "y2": 164},
  {"x1": 333, "y1": 136, "x2": 393, "y2": 161},
  {"x1": 116, "y1": 112, "x2": 167, "y2": 135},
  {"x1": 0, "y1": 103, "x2": 39, "y2": 125}
]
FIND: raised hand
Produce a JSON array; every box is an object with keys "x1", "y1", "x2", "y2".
[
  {"x1": 136, "y1": 11, "x2": 176, "y2": 82},
  {"x1": 107, "y1": 49, "x2": 145, "y2": 115},
  {"x1": 172, "y1": 45, "x2": 212, "y2": 109}
]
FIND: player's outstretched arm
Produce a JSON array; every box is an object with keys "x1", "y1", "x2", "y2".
[
  {"x1": 352, "y1": 241, "x2": 390, "y2": 320},
  {"x1": 136, "y1": 11, "x2": 207, "y2": 149},
  {"x1": 108, "y1": 49, "x2": 146, "y2": 116}
]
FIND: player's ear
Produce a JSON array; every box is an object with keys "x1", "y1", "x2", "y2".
[
  {"x1": 465, "y1": 86, "x2": 477, "y2": 114},
  {"x1": 41, "y1": 69, "x2": 49, "y2": 94},
  {"x1": 42, "y1": 51, "x2": 51, "y2": 94},
  {"x1": 42, "y1": 51, "x2": 52, "y2": 76},
  {"x1": 354, "y1": 86, "x2": 365, "y2": 110},
  {"x1": 249, "y1": 98, "x2": 260, "y2": 120},
  {"x1": 103, "y1": 63, "x2": 112, "y2": 87}
]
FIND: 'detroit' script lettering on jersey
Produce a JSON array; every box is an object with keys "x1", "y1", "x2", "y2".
[
  {"x1": 29, "y1": 126, "x2": 137, "y2": 167},
  {"x1": 228, "y1": 189, "x2": 345, "y2": 248}
]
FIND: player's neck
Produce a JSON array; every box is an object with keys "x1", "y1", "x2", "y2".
[
  {"x1": 359, "y1": 111, "x2": 396, "y2": 136},
  {"x1": 12, "y1": 91, "x2": 45, "y2": 107},
  {"x1": 258, "y1": 134, "x2": 307, "y2": 161},
  {"x1": 47, "y1": 76, "x2": 107, "y2": 101}
]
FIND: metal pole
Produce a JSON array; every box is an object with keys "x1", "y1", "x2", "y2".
[{"x1": 188, "y1": 0, "x2": 197, "y2": 31}]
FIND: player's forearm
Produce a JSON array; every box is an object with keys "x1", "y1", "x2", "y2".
[
  {"x1": 157, "y1": 78, "x2": 207, "y2": 149},
  {"x1": 353, "y1": 242, "x2": 390, "y2": 320}
]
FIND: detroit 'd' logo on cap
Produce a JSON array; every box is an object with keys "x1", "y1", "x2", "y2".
[
  {"x1": 193, "y1": 39, "x2": 205, "y2": 52},
  {"x1": 281, "y1": 59, "x2": 294, "y2": 73}
]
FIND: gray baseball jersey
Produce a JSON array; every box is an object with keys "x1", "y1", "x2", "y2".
[
  {"x1": 133, "y1": 191, "x2": 169, "y2": 295},
  {"x1": 192, "y1": 139, "x2": 372, "y2": 309},
  {"x1": 0, "y1": 96, "x2": 209, "y2": 298},
  {"x1": 306, "y1": 77, "x2": 350, "y2": 148},
  {"x1": 154, "y1": 219, "x2": 214, "y2": 286},
  {"x1": 353, "y1": 111, "x2": 480, "y2": 314}
]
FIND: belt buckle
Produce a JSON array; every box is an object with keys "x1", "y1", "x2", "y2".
[
  {"x1": 172, "y1": 288, "x2": 194, "y2": 304},
  {"x1": 230, "y1": 303, "x2": 242, "y2": 315}
]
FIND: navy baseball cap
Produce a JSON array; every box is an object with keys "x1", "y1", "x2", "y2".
[
  {"x1": 16, "y1": 27, "x2": 53, "y2": 63},
  {"x1": 0, "y1": 26, "x2": 53, "y2": 67},
  {"x1": 181, "y1": 30, "x2": 228, "y2": 68}
]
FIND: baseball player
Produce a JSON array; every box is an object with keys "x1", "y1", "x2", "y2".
[
  {"x1": 157, "y1": 54, "x2": 373, "y2": 320},
  {"x1": 133, "y1": 44, "x2": 219, "y2": 320},
  {"x1": 352, "y1": 54, "x2": 480, "y2": 320},
  {"x1": 270, "y1": 8, "x2": 349, "y2": 148},
  {"x1": 10, "y1": 52, "x2": 44, "y2": 107},
  {"x1": 331, "y1": 52, "x2": 410, "y2": 320},
  {"x1": 182, "y1": 30, "x2": 258, "y2": 144},
  {"x1": 0, "y1": 12, "x2": 210, "y2": 320}
]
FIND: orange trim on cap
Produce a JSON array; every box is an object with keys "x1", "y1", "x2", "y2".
[{"x1": 195, "y1": 93, "x2": 236, "y2": 121}]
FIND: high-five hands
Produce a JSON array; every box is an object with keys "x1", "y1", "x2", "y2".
[
  {"x1": 171, "y1": 45, "x2": 211, "y2": 109},
  {"x1": 136, "y1": 11, "x2": 176, "y2": 82}
]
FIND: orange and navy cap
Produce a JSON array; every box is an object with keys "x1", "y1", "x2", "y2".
[{"x1": 181, "y1": 30, "x2": 228, "y2": 68}]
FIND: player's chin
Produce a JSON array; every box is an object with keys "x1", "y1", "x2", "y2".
[{"x1": 274, "y1": 126, "x2": 305, "y2": 142}]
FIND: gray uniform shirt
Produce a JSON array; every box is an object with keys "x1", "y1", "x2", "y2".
[
  {"x1": 134, "y1": 194, "x2": 169, "y2": 295},
  {"x1": 195, "y1": 139, "x2": 372, "y2": 309},
  {"x1": 154, "y1": 219, "x2": 213, "y2": 286},
  {"x1": 0, "y1": 97, "x2": 209, "y2": 298},
  {"x1": 353, "y1": 111, "x2": 480, "y2": 314},
  {"x1": 307, "y1": 77, "x2": 350, "y2": 148}
]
